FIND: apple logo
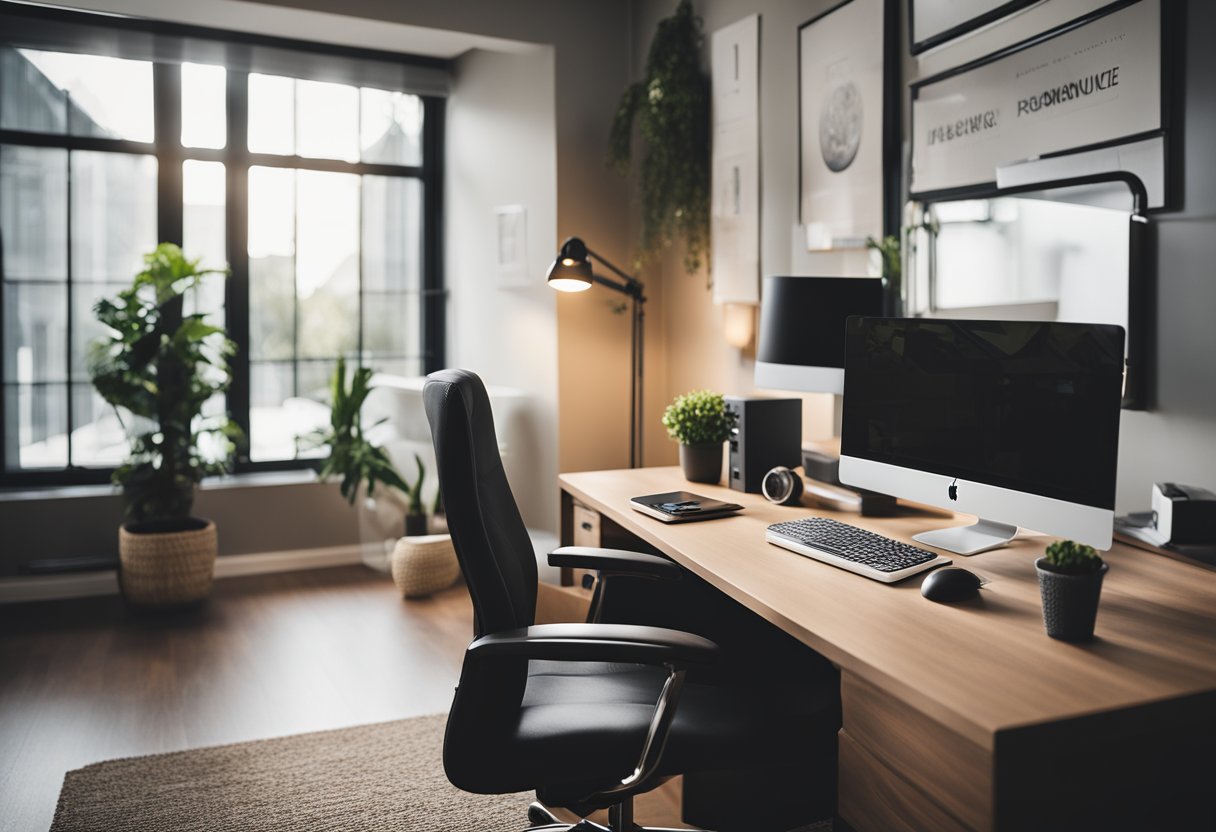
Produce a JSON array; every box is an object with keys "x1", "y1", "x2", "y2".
[{"x1": 948, "y1": 479, "x2": 959, "y2": 501}]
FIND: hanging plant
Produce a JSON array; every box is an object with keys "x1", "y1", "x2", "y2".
[{"x1": 608, "y1": 0, "x2": 710, "y2": 274}]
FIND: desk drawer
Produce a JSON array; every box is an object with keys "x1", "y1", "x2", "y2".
[
  {"x1": 842, "y1": 672, "x2": 990, "y2": 831},
  {"x1": 572, "y1": 502, "x2": 601, "y2": 548}
]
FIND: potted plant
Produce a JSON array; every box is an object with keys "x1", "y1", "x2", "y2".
[
  {"x1": 662, "y1": 389, "x2": 735, "y2": 483},
  {"x1": 608, "y1": 0, "x2": 709, "y2": 274},
  {"x1": 89, "y1": 243, "x2": 238, "y2": 608},
  {"x1": 1036, "y1": 540, "x2": 1109, "y2": 641},
  {"x1": 308, "y1": 358, "x2": 427, "y2": 540},
  {"x1": 866, "y1": 234, "x2": 902, "y2": 316}
]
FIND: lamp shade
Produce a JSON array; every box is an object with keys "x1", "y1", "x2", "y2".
[{"x1": 546, "y1": 237, "x2": 594, "y2": 292}]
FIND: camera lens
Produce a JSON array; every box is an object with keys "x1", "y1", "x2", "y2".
[{"x1": 762, "y1": 466, "x2": 802, "y2": 505}]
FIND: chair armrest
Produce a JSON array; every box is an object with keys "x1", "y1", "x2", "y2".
[
  {"x1": 548, "y1": 547, "x2": 682, "y2": 580},
  {"x1": 467, "y1": 623, "x2": 718, "y2": 667}
]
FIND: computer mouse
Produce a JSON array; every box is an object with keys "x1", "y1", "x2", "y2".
[{"x1": 920, "y1": 567, "x2": 982, "y2": 603}]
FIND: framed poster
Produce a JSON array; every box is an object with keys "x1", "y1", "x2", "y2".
[
  {"x1": 711, "y1": 14, "x2": 760, "y2": 304},
  {"x1": 910, "y1": 0, "x2": 1165, "y2": 199},
  {"x1": 799, "y1": 0, "x2": 898, "y2": 251},
  {"x1": 909, "y1": 0, "x2": 1037, "y2": 55}
]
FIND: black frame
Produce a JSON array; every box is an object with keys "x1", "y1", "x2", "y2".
[
  {"x1": 0, "y1": 3, "x2": 447, "y2": 486},
  {"x1": 797, "y1": 0, "x2": 901, "y2": 248},
  {"x1": 907, "y1": 0, "x2": 1173, "y2": 206},
  {"x1": 908, "y1": 0, "x2": 1037, "y2": 56},
  {"x1": 904, "y1": 0, "x2": 1179, "y2": 412}
]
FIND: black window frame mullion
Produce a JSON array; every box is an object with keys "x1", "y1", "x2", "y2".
[
  {"x1": 154, "y1": 62, "x2": 184, "y2": 247},
  {"x1": 226, "y1": 68, "x2": 253, "y2": 468},
  {"x1": 1, "y1": 16, "x2": 446, "y2": 486},
  {"x1": 421, "y1": 95, "x2": 445, "y2": 374}
]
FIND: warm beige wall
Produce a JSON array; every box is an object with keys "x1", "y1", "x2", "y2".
[{"x1": 631, "y1": 0, "x2": 864, "y2": 459}]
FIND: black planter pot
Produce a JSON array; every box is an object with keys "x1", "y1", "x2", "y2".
[
  {"x1": 404, "y1": 513, "x2": 429, "y2": 537},
  {"x1": 679, "y1": 442, "x2": 723, "y2": 484},
  {"x1": 1035, "y1": 558, "x2": 1108, "y2": 641}
]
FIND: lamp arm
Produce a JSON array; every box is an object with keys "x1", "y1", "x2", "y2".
[{"x1": 586, "y1": 249, "x2": 645, "y2": 301}]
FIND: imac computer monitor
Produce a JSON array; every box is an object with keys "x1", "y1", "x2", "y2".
[
  {"x1": 839, "y1": 318, "x2": 1125, "y2": 555},
  {"x1": 755, "y1": 276, "x2": 883, "y2": 394}
]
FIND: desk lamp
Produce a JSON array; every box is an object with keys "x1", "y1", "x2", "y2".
[{"x1": 546, "y1": 237, "x2": 647, "y2": 468}]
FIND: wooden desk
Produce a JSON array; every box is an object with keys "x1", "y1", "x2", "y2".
[{"x1": 559, "y1": 467, "x2": 1216, "y2": 832}]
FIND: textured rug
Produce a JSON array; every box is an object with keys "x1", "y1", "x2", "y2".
[{"x1": 50, "y1": 714, "x2": 531, "y2": 832}]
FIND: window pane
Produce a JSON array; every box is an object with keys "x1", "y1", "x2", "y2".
[
  {"x1": 183, "y1": 160, "x2": 227, "y2": 322},
  {"x1": 71, "y1": 151, "x2": 157, "y2": 281},
  {"x1": 249, "y1": 360, "x2": 326, "y2": 462},
  {"x1": 296, "y1": 80, "x2": 358, "y2": 162},
  {"x1": 70, "y1": 383, "x2": 127, "y2": 468},
  {"x1": 362, "y1": 292, "x2": 419, "y2": 361},
  {"x1": 0, "y1": 145, "x2": 67, "y2": 280},
  {"x1": 4, "y1": 283, "x2": 68, "y2": 383},
  {"x1": 362, "y1": 175, "x2": 421, "y2": 293},
  {"x1": 8, "y1": 49, "x2": 153, "y2": 141},
  {"x1": 4, "y1": 383, "x2": 68, "y2": 470},
  {"x1": 360, "y1": 88, "x2": 423, "y2": 166},
  {"x1": 1, "y1": 46, "x2": 66, "y2": 133},
  {"x1": 248, "y1": 73, "x2": 294, "y2": 155},
  {"x1": 249, "y1": 166, "x2": 295, "y2": 361},
  {"x1": 181, "y1": 63, "x2": 227, "y2": 149},
  {"x1": 297, "y1": 170, "x2": 358, "y2": 358}
]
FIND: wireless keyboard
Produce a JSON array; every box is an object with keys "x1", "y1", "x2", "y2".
[{"x1": 766, "y1": 517, "x2": 952, "y2": 583}]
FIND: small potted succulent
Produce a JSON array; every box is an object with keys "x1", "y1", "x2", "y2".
[
  {"x1": 661, "y1": 389, "x2": 735, "y2": 483},
  {"x1": 1036, "y1": 540, "x2": 1109, "y2": 641}
]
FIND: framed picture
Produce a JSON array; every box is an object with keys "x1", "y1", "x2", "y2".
[
  {"x1": 494, "y1": 204, "x2": 529, "y2": 288},
  {"x1": 798, "y1": 0, "x2": 898, "y2": 251},
  {"x1": 908, "y1": 0, "x2": 1037, "y2": 55},
  {"x1": 909, "y1": 0, "x2": 1167, "y2": 202},
  {"x1": 711, "y1": 14, "x2": 760, "y2": 304}
]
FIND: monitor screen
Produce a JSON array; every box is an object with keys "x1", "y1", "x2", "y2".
[
  {"x1": 841, "y1": 318, "x2": 1125, "y2": 510},
  {"x1": 755, "y1": 276, "x2": 883, "y2": 393}
]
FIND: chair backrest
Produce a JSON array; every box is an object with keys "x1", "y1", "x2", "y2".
[{"x1": 423, "y1": 369, "x2": 538, "y2": 636}]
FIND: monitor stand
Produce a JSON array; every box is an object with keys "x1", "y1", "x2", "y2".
[{"x1": 913, "y1": 518, "x2": 1018, "y2": 556}]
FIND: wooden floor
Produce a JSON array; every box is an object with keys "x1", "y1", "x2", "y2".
[{"x1": 0, "y1": 566, "x2": 685, "y2": 832}]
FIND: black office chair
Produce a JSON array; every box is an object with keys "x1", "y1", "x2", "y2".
[{"x1": 423, "y1": 369, "x2": 839, "y2": 832}]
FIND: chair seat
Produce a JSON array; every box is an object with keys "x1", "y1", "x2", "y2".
[{"x1": 515, "y1": 660, "x2": 840, "y2": 807}]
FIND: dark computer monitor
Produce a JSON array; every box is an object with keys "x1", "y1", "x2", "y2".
[
  {"x1": 839, "y1": 317, "x2": 1125, "y2": 554},
  {"x1": 754, "y1": 276, "x2": 884, "y2": 394}
]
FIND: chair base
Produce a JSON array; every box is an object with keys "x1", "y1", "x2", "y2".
[{"x1": 524, "y1": 799, "x2": 710, "y2": 832}]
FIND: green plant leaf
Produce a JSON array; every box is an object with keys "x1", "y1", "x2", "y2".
[{"x1": 661, "y1": 389, "x2": 735, "y2": 445}]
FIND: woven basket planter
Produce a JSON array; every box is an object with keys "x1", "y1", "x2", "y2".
[
  {"x1": 390, "y1": 534, "x2": 460, "y2": 598},
  {"x1": 119, "y1": 518, "x2": 217, "y2": 609}
]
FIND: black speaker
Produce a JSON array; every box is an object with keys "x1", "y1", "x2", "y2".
[{"x1": 725, "y1": 397, "x2": 801, "y2": 493}]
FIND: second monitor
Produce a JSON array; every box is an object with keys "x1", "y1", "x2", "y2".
[
  {"x1": 839, "y1": 317, "x2": 1126, "y2": 554},
  {"x1": 755, "y1": 276, "x2": 884, "y2": 395}
]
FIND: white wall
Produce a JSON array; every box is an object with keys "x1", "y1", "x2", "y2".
[{"x1": 445, "y1": 46, "x2": 559, "y2": 531}]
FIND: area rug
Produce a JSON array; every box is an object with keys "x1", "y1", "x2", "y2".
[{"x1": 50, "y1": 713, "x2": 531, "y2": 832}]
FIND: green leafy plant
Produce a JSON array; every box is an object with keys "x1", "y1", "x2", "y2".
[
  {"x1": 89, "y1": 243, "x2": 238, "y2": 526},
  {"x1": 661, "y1": 390, "x2": 735, "y2": 446},
  {"x1": 866, "y1": 235, "x2": 900, "y2": 285},
  {"x1": 866, "y1": 234, "x2": 901, "y2": 315},
  {"x1": 308, "y1": 357, "x2": 412, "y2": 506},
  {"x1": 1043, "y1": 539, "x2": 1104, "y2": 575},
  {"x1": 608, "y1": 0, "x2": 710, "y2": 273}
]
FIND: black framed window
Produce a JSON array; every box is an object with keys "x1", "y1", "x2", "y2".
[{"x1": 0, "y1": 6, "x2": 446, "y2": 484}]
